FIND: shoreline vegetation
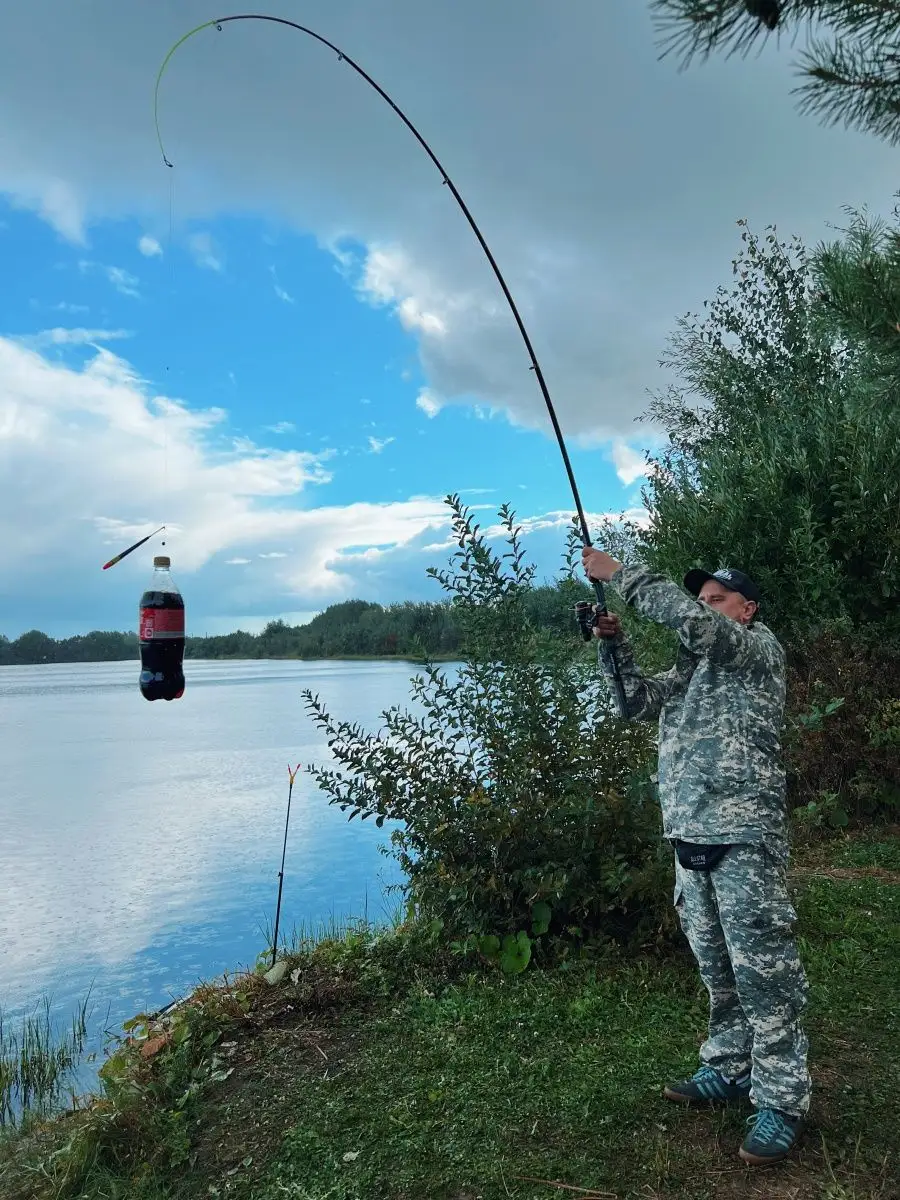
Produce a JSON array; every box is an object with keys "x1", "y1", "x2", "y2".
[
  {"x1": 0, "y1": 589, "x2": 581, "y2": 667},
  {"x1": 1, "y1": 650, "x2": 465, "y2": 666}
]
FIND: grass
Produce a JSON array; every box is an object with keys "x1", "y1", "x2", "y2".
[
  {"x1": 1, "y1": 833, "x2": 898, "y2": 1200},
  {"x1": 0, "y1": 995, "x2": 91, "y2": 1129},
  {"x1": 832, "y1": 833, "x2": 900, "y2": 873}
]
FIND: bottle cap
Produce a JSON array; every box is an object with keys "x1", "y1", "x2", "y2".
[{"x1": 153, "y1": 556, "x2": 171, "y2": 568}]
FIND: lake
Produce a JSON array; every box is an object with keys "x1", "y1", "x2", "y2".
[{"x1": 0, "y1": 658, "x2": 436, "y2": 1091}]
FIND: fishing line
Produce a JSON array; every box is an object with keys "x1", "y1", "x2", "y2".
[
  {"x1": 154, "y1": 13, "x2": 628, "y2": 716},
  {"x1": 159, "y1": 160, "x2": 179, "y2": 552},
  {"x1": 101, "y1": 175, "x2": 176, "y2": 569}
]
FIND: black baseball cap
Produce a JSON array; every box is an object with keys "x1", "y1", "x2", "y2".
[{"x1": 683, "y1": 566, "x2": 761, "y2": 605}]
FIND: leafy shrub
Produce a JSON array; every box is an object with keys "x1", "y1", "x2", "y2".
[
  {"x1": 785, "y1": 629, "x2": 900, "y2": 827},
  {"x1": 304, "y1": 497, "x2": 669, "y2": 959},
  {"x1": 634, "y1": 220, "x2": 900, "y2": 642}
]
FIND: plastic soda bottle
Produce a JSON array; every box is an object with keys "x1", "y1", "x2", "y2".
[{"x1": 139, "y1": 555, "x2": 185, "y2": 701}]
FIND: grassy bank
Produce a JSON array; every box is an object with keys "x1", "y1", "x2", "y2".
[{"x1": 2, "y1": 830, "x2": 898, "y2": 1200}]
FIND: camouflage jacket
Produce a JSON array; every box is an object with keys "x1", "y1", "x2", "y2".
[{"x1": 599, "y1": 564, "x2": 788, "y2": 854}]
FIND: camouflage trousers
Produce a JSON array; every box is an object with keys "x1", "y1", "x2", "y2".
[{"x1": 674, "y1": 841, "x2": 811, "y2": 1117}]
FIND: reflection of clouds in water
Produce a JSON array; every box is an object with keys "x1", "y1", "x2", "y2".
[{"x1": 0, "y1": 660, "x2": 422, "y2": 1012}]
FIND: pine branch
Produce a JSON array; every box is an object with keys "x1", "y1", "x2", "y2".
[
  {"x1": 810, "y1": 2, "x2": 900, "y2": 42},
  {"x1": 651, "y1": 1, "x2": 809, "y2": 64},
  {"x1": 652, "y1": 1, "x2": 900, "y2": 63},
  {"x1": 795, "y1": 35, "x2": 900, "y2": 141},
  {"x1": 651, "y1": 1, "x2": 900, "y2": 141},
  {"x1": 814, "y1": 208, "x2": 900, "y2": 366}
]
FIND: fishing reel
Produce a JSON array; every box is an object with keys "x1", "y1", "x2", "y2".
[{"x1": 574, "y1": 600, "x2": 598, "y2": 643}]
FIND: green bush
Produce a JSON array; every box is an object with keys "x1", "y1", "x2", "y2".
[
  {"x1": 635, "y1": 220, "x2": 900, "y2": 642},
  {"x1": 785, "y1": 629, "x2": 900, "y2": 827},
  {"x1": 304, "y1": 497, "x2": 669, "y2": 960}
]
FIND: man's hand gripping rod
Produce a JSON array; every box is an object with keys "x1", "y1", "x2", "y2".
[{"x1": 574, "y1": 561, "x2": 628, "y2": 719}]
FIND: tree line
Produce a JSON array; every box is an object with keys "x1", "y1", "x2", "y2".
[{"x1": 0, "y1": 587, "x2": 588, "y2": 667}]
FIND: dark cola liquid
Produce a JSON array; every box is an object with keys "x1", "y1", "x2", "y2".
[{"x1": 139, "y1": 589, "x2": 186, "y2": 702}]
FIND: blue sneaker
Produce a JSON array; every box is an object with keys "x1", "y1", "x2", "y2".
[
  {"x1": 739, "y1": 1109, "x2": 804, "y2": 1165},
  {"x1": 663, "y1": 1064, "x2": 752, "y2": 1106}
]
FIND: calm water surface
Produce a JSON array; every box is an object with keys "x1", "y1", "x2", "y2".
[{"x1": 0, "y1": 658, "x2": 438, "y2": 1084}]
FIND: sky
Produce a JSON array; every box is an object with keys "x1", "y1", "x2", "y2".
[{"x1": 0, "y1": 1, "x2": 897, "y2": 638}]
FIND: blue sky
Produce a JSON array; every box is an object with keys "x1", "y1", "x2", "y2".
[{"x1": 1, "y1": 1, "x2": 897, "y2": 638}]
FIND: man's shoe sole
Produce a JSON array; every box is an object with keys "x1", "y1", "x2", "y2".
[{"x1": 738, "y1": 1145, "x2": 789, "y2": 1166}]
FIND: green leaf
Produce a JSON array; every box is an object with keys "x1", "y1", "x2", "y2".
[
  {"x1": 122, "y1": 1014, "x2": 151, "y2": 1034},
  {"x1": 477, "y1": 935, "x2": 501, "y2": 961},
  {"x1": 531, "y1": 901, "x2": 552, "y2": 936},
  {"x1": 500, "y1": 931, "x2": 532, "y2": 974},
  {"x1": 98, "y1": 1052, "x2": 130, "y2": 1083}
]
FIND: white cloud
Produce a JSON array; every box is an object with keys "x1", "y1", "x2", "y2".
[
  {"x1": 266, "y1": 421, "x2": 296, "y2": 434},
  {"x1": 107, "y1": 266, "x2": 140, "y2": 297},
  {"x1": 367, "y1": 435, "x2": 395, "y2": 454},
  {"x1": 188, "y1": 231, "x2": 223, "y2": 272},
  {"x1": 225, "y1": 557, "x2": 251, "y2": 565},
  {"x1": 12, "y1": 178, "x2": 86, "y2": 244},
  {"x1": 138, "y1": 234, "x2": 163, "y2": 257},
  {"x1": 591, "y1": 507, "x2": 651, "y2": 534},
  {"x1": 23, "y1": 327, "x2": 132, "y2": 348},
  {"x1": 79, "y1": 260, "x2": 141, "y2": 298},
  {"x1": 360, "y1": 246, "x2": 449, "y2": 337},
  {"x1": 198, "y1": 609, "x2": 318, "y2": 634},
  {"x1": 52, "y1": 301, "x2": 89, "y2": 314},
  {"x1": 478, "y1": 505, "x2": 652, "y2": 546},
  {"x1": 415, "y1": 388, "x2": 442, "y2": 418},
  {"x1": 609, "y1": 439, "x2": 649, "y2": 487},
  {"x1": 269, "y1": 266, "x2": 294, "y2": 303},
  {"x1": 480, "y1": 510, "x2": 577, "y2": 540},
  {"x1": 0, "y1": 334, "x2": 456, "y2": 631}
]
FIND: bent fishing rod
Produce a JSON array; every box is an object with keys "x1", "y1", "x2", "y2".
[{"x1": 155, "y1": 13, "x2": 629, "y2": 717}]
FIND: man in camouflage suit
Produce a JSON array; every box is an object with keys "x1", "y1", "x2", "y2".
[{"x1": 580, "y1": 549, "x2": 810, "y2": 1166}]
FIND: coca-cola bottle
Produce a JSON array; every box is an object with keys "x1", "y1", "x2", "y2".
[{"x1": 139, "y1": 556, "x2": 185, "y2": 701}]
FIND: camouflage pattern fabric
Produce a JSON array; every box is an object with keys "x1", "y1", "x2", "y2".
[
  {"x1": 601, "y1": 564, "x2": 788, "y2": 856},
  {"x1": 594, "y1": 564, "x2": 810, "y2": 1114},
  {"x1": 674, "y1": 844, "x2": 811, "y2": 1117}
]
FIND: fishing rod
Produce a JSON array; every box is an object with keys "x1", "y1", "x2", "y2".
[{"x1": 155, "y1": 14, "x2": 628, "y2": 717}]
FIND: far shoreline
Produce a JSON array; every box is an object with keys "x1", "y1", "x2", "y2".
[{"x1": 0, "y1": 653, "x2": 463, "y2": 668}]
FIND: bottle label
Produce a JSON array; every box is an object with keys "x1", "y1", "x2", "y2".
[{"x1": 140, "y1": 607, "x2": 185, "y2": 640}]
